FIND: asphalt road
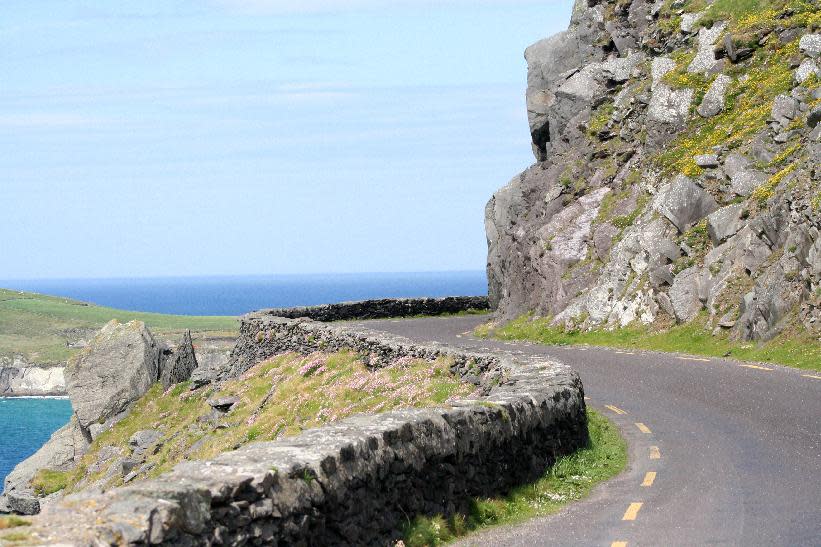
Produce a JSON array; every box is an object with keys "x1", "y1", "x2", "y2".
[{"x1": 353, "y1": 315, "x2": 821, "y2": 547}]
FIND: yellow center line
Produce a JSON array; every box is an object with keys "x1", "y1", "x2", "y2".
[
  {"x1": 678, "y1": 356, "x2": 711, "y2": 362},
  {"x1": 802, "y1": 374, "x2": 821, "y2": 380},
  {"x1": 611, "y1": 542, "x2": 628, "y2": 547},
  {"x1": 635, "y1": 422, "x2": 652, "y2": 434},
  {"x1": 642, "y1": 471, "x2": 657, "y2": 487},
  {"x1": 649, "y1": 446, "x2": 661, "y2": 459},
  {"x1": 605, "y1": 404, "x2": 627, "y2": 415},
  {"x1": 622, "y1": 502, "x2": 643, "y2": 521},
  {"x1": 739, "y1": 364, "x2": 773, "y2": 371}
]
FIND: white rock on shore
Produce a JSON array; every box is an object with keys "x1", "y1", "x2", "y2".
[{"x1": 0, "y1": 366, "x2": 66, "y2": 397}]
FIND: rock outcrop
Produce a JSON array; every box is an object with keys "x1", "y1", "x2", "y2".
[
  {"x1": 66, "y1": 321, "x2": 161, "y2": 440},
  {"x1": 159, "y1": 330, "x2": 198, "y2": 390},
  {"x1": 486, "y1": 0, "x2": 821, "y2": 342},
  {"x1": 1, "y1": 321, "x2": 204, "y2": 514}
]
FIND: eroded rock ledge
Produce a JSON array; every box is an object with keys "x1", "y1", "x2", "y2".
[{"x1": 22, "y1": 303, "x2": 586, "y2": 546}]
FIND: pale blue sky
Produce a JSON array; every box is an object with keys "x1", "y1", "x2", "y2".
[{"x1": 1, "y1": 0, "x2": 572, "y2": 279}]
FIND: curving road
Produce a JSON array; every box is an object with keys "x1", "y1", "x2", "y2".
[{"x1": 353, "y1": 315, "x2": 821, "y2": 547}]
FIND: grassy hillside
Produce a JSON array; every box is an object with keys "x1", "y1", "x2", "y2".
[
  {"x1": 32, "y1": 350, "x2": 474, "y2": 495},
  {"x1": 0, "y1": 288, "x2": 238, "y2": 366}
]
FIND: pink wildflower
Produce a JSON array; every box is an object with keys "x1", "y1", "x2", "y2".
[{"x1": 299, "y1": 355, "x2": 326, "y2": 377}]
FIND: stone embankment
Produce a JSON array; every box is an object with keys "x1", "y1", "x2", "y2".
[{"x1": 21, "y1": 299, "x2": 587, "y2": 546}]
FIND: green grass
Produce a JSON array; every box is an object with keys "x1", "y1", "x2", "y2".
[
  {"x1": 0, "y1": 516, "x2": 31, "y2": 546},
  {"x1": 30, "y1": 469, "x2": 70, "y2": 496},
  {"x1": 0, "y1": 516, "x2": 29, "y2": 530},
  {"x1": 44, "y1": 350, "x2": 474, "y2": 495},
  {"x1": 0, "y1": 288, "x2": 238, "y2": 365},
  {"x1": 483, "y1": 315, "x2": 821, "y2": 372},
  {"x1": 402, "y1": 410, "x2": 626, "y2": 546}
]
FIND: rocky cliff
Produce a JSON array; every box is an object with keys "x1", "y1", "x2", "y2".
[
  {"x1": 487, "y1": 0, "x2": 820, "y2": 342},
  {"x1": 0, "y1": 321, "x2": 204, "y2": 515},
  {"x1": 0, "y1": 364, "x2": 65, "y2": 397}
]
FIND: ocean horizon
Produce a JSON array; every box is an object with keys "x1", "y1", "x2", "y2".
[{"x1": 0, "y1": 270, "x2": 488, "y2": 316}]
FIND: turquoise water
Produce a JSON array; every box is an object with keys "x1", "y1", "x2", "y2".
[{"x1": 0, "y1": 398, "x2": 73, "y2": 488}]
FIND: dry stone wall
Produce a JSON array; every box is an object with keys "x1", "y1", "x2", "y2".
[
  {"x1": 256, "y1": 296, "x2": 489, "y2": 322},
  {"x1": 22, "y1": 302, "x2": 586, "y2": 546}
]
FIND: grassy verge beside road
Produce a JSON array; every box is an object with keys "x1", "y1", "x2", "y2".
[
  {"x1": 478, "y1": 315, "x2": 821, "y2": 373},
  {"x1": 0, "y1": 288, "x2": 238, "y2": 366},
  {"x1": 402, "y1": 410, "x2": 626, "y2": 546}
]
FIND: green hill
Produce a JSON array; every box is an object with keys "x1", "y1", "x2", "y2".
[{"x1": 0, "y1": 288, "x2": 238, "y2": 366}]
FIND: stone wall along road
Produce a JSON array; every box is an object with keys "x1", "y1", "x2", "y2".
[{"x1": 20, "y1": 301, "x2": 586, "y2": 546}]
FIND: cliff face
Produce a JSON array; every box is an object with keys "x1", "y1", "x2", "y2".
[
  {"x1": 487, "y1": 0, "x2": 820, "y2": 341},
  {"x1": 0, "y1": 364, "x2": 65, "y2": 397}
]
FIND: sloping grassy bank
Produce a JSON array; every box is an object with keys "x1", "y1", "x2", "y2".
[
  {"x1": 402, "y1": 410, "x2": 626, "y2": 546},
  {"x1": 31, "y1": 350, "x2": 475, "y2": 495},
  {"x1": 479, "y1": 315, "x2": 821, "y2": 372},
  {"x1": 0, "y1": 288, "x2": 237, "y2": 366}
]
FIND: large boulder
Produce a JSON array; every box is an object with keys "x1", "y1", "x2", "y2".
[
  {"x1": 66, "y1": 320, "x2": 161, "y2": 437},
  {"x1": 723, "y1": 153, "x2": 767, "y2": 197},
  {"x1": 770, "y1": 95, "x2": 798, "y2": 129},
  {"x1": 648, "y1": 85, "x2": 694, "y2": 125},
  {"x1": 688, "y1": 23, "x2": 726, "y2": 73},
  {"x1": 698, "y1": 75, "x2": 732, "y2": 118},
  {"x1": 669, "y1": 267, "x2": 704, "y2": 323},
  {"x1": 1, "y1": 321, "x2": 164, "y2": 514},
  {"x1": 707, "y1": 204, "x2": 745, "y2": 244},
  {"x1": 654, "y1": 175, "x2": 718, "y2": 232},
  {"x1": 798, "y1": 33, "x2": 821, "y2": 59}
]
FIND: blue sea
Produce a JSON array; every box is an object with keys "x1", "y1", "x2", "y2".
[
  {"x1": 2, "y1": 271, "x2": 488, "y2": 316},
  {"x1": 0, "y1": 271, "x2": 487, "y2": 487},
  {"x1": 0, "y1": 398, "x2": 74, "y2": 489}
]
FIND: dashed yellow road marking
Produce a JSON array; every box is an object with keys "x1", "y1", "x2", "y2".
[
  {"x1": 605, "y1": 404, "x2": 627, "y2": 415},
  {"x1": 678, "y1": 356, "x2": 711, "y2": 362},
  {"x1": 622, "y1": 502, "x2": 643, "y2": 521},
  {"x1": 642, "y1": 471, "x2": 657, "y2": 487},
  {"x1": 802, "y1": 374, "x2": 821, "y2": 380},
  {"x1": 611, "y1": 542, "x2": 628, "y2": 547},
  {"x1": 649, "y1": 446, "x2": 661, "y2": 459},
  {"x1": 739, "y1": 364, "x2": 773, "y2": 371},
  {"x1": 635, "y1": 422, "x2": 652, "y2": 434}
]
